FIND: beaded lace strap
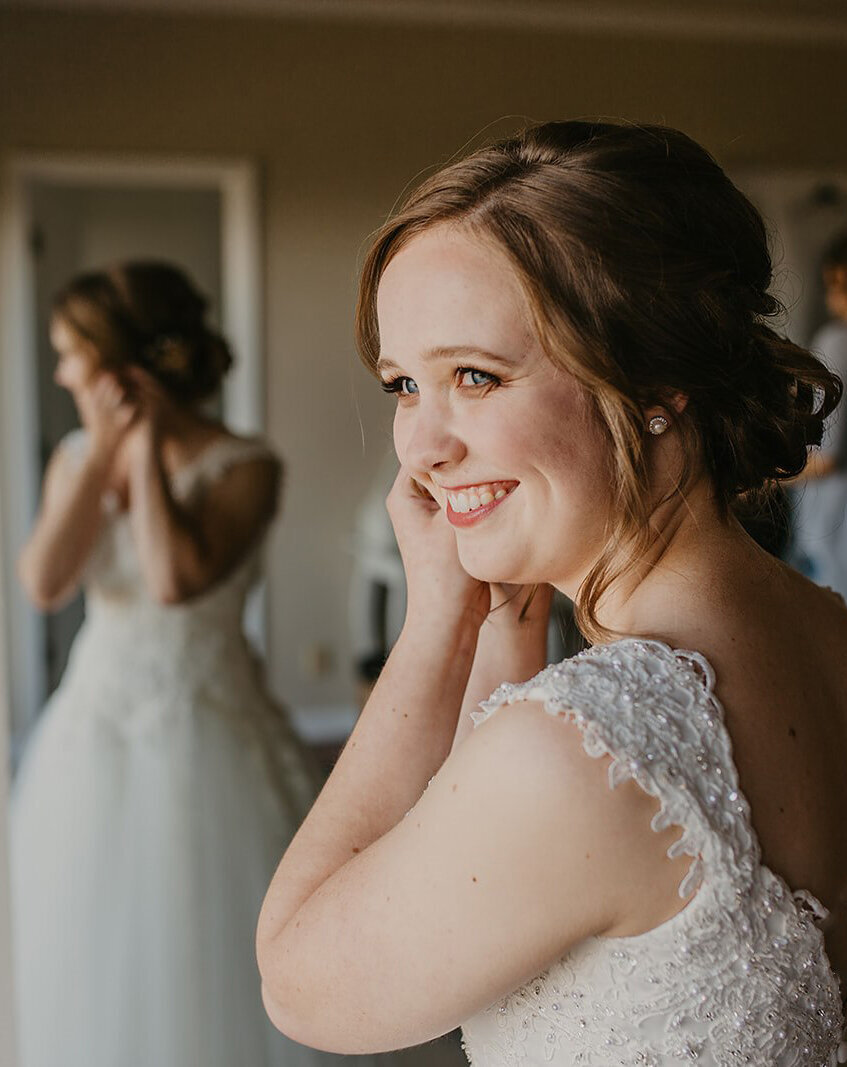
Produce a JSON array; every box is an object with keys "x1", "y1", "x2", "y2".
[
  {"x1": 170, "y1": 436, "x2": 279, "y2": 497},
  {"x1": 472, "y1": 638, "x2": 760, "y2": 902}
]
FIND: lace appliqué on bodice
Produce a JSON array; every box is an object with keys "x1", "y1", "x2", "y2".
[{"x1": 461, "y1": 639, "x2": 846, "y2": 1067}]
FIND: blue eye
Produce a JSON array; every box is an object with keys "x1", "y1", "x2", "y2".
[
  {"x1": 381, "y1": 376, "x2": 419, "y2": 397},
  {"x1": 459, "y1": 368, "x2": 499, "y2": 388}
]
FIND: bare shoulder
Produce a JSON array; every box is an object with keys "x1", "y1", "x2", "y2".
[
  {"x1": 262, "y1": 692, "x2": 700, "y2": 1053},
  {"x1": 674, "y1": 555, "x2": 847, "y2": 921},
  {"x1": 198, "y1": 426, "x2": 282, "y2": 469},
  {"x1": 42, "y1": 431, "x2": 90, "y2": 501},
  {"x1": 451, "y1": 696, "x2": 695, "y2": 937},
  {"x1": 190, "y1": 430, "x2": 282, "y2": 508}
]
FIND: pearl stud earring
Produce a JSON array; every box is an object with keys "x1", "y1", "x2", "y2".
[{"x1": 648, "y1": 415, "x2": 669, "y2": 436}]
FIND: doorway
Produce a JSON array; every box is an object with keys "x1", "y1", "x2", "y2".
[{"x1": 735, "y1": 168, "x2": 847, "y2": 344}]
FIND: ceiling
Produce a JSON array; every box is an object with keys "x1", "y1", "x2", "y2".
[{"x1": 2, "y1": 0, "x2": 847, "y2": 44}]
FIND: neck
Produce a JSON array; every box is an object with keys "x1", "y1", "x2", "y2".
[
  {"x1": 156, "y1": 404, "x2": 208, "y2": 445},
  {"x1": 561, "y1": 478, "x2": 766, "y2": 641}
]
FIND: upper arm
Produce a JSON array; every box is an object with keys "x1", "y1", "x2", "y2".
[
  {"x1": 37, "y1": 439, "x2": 81, "y2": 515},
  {"x1": 18, "y1": 444, "x2": 92, "y2": 608},
  {"x1": 259, "y1": 700, "x2": 685, "y2": 1054},
  {"x1": 176, "y1": 455, "x2": 281, "y2": 596}
]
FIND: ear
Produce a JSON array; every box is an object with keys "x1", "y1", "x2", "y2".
[
  {"x1": 661, "y1": 390, "x2": 689, "y2": 416},
  {"x1": 645, "y1": 391, "x2": 688, "y2": 421}
]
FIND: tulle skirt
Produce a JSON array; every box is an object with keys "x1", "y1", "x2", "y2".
[{"x1": 10, "y1": 627, "x2": 347, "y2": 1067}]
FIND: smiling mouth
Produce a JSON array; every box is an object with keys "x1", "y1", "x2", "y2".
[{"x1": 443, "y1": 481, "x2": 518, "y2": 526}]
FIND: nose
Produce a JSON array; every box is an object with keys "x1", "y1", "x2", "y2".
[{"x1": 397, "y1": 400, "x2": 466, "y2": 475}]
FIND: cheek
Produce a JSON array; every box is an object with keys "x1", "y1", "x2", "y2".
[
  {"x1": 392, "y1": 410, "x2": 411, "y2": 464},
  {"x1": 56, "y1": 354, "x2": 95, "y2": 390},
  {"x1": 526, "y1": 413, "x2": 613, "y2": 518},
  {"x1": 54, "y1": 361, "x2": 77, "y2": 389}
]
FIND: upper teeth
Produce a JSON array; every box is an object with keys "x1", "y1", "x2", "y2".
[{"x1": 447, "y1": 483, "x2": 511, "y2": 513}]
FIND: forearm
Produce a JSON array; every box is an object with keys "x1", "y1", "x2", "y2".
[
  {"x1": 451, "y1": 599, "x2": 549, "y2": 753},
  {"x1": 257, "y1": 611, "x2": 480, "y2": 963},
  {"x1": 129, "y1": 439, "x2": 205, "y2": 603},
  {"x1": 18, "y1": 450, "x2": 109, "y2": 609}
]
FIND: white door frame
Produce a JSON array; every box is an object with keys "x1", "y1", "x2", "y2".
[{"x1": 0, "y1": 153, "x2": 264, "y2": 1064}]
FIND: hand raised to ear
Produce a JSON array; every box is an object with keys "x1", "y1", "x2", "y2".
[
  {"x1": 386, "y1": 468, "x2": 490, "y2": 629},
  {"x1": 123, "y1": 366, "x2": 178, "y2": 434},
  {"x1": 77, "y1": 371, "x2": 138, "y2": 455}
]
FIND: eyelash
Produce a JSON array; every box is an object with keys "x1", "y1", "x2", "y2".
[{"x1": 380, "y1": 367, "x2": 501, "y2": 397}]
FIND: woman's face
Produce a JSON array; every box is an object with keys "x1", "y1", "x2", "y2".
[
  {"x1": 50, "y1": 316, "x2": 102, "y2": 396},
  {"x1": 376, "y1": 224, "x2": 615, "y2": 594}
]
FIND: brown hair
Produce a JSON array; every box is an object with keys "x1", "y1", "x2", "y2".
[
  {"x1": 355, "y1": 120, "x2": 842, "y2": 643},
  {"x1": 52, "y1": 261, "x2": 233, "y2": 405}
]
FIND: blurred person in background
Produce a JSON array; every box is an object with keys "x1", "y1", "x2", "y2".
[
  {"x1": 11, "y1": 262, "x2": 326, "y2": 1067},
  {"x1": 788, "y1": 231, "x2": 847, "y2": 597}
]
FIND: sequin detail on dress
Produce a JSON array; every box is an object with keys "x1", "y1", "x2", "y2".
[{"x1": 461, "y1": 639, "x2": 845, "y2": 1066}]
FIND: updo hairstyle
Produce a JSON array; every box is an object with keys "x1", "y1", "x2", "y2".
[
  {"x1": 52, "y1": 261, "x2": 233, "y2": 405},
  {"x1": 355, "y1": 121, "x2": 842, "y2": 641}
]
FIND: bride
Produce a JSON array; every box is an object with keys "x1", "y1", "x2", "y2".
[
  {"x1": 12, "y1": 262, "x2": 324, "y2": 1067},
  {"x1": 257, "y1": 121, "x2": 847, "y2": 1064}
]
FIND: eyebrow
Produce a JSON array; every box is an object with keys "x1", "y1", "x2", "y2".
[{"x1": 376, "y1": 345, "x2": 519, "y2": 376}]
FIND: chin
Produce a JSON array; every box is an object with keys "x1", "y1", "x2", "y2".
[{"x1": 458, "y1": 549, "x2": 540, "y2": 587}]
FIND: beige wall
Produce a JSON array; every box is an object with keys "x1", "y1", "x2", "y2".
[{"x1": 2, "y1": 9, "x2": 846, "y2": 711}]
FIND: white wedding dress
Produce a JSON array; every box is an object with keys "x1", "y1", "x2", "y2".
[
  {"x1": 461, "y1": 639, "x2": 846, "y2": 1067},
  {"x1": 9, "y1": 432, "x2": 332, "y2": 1067}
]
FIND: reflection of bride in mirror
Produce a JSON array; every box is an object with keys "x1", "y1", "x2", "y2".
[{"x1": 10, "y1": 262, "x2": 324, "y2": 1067}]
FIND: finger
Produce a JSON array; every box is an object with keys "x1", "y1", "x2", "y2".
[
  {"x1": 116, "y1": 403, "x2": 139, "y2": 430},
  {"x1": 409, "y1": 476, "x2": 436, "y2": 502},
  {"x1": 125, "y1": 364, "x2": 156, "y2": 384},
  {"x1": 89, "y1": 382, "x2": 113, "y2": 409},
  {"x1": 95, "y1": 369, "x2": 119, "y2": 389},
  {"x1": 389, "y1": 467, "x2": 433, "y2": 499},
  {"x1": 389, "y1": 470, "x2": 437, "y2": 511},
  {"x1": 104, "y1": 381, "x2": 125, "y2": 410},
  {"x1": 92, "y1": 373, "x2": 122, "y2": 406},
  {"x1": 126, "y1": 365, "x2": 167, "y2": 401},
  {"x1": 517, "y1": 584, "x2": 540, "y2": 621}
]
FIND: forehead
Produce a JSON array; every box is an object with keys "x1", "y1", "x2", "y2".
[
  {"x1": 49, "y1": 315, "x2": 101, "y2": 364},
  {"x1": 49, "y1": 315, "x2": 81, "y2": 350},
  {"x1": 376, "y1": 225, "x2": 535, "y2": 363}
]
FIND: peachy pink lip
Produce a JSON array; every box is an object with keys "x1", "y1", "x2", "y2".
[{"x1": 444, "y1": 482, "x2": 518, "y2": 527}]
